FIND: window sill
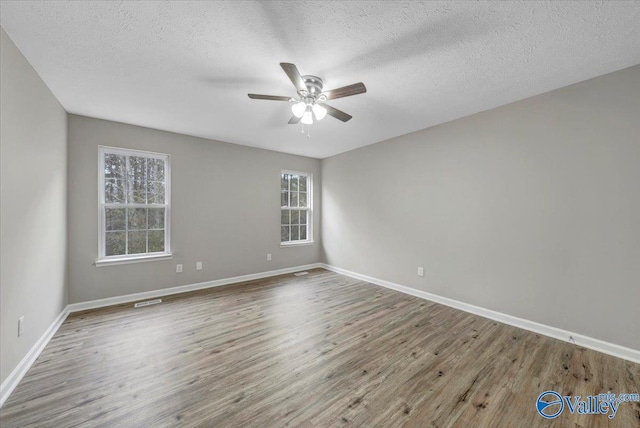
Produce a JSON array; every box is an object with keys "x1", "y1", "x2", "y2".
[
  {"x1": 280, "y1": 240, "x2": 315, "y2": 248},
  {"x1": 95, "y1": 253, "x2": 173, "y2": 267}
]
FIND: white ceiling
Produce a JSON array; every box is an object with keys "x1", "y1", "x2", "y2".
[{"x1": 1, "y1": 1, "x2": 639, "y2": 158}]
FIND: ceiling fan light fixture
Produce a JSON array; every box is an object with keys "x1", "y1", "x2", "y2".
[
  {"x1": 291, "y1": 101, "x2": 306, "y2": 118},
  {"x1": 312, "y1": 104, "x2": 327, "y2": 120},
  {"x1": 301, "y1": 108, "x2": 313, "y2": 125}
]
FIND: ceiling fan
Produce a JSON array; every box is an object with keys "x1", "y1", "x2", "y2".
[{"x1": 248, "y1": 63, "x2": 366, "y2": 125}]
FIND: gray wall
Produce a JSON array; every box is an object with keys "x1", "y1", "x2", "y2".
[
  {"x1": 321, "y1": 65, "x2": 640, "y2": 351},
  {"x1": 68, "y1": 115, "x2": 321, "y2": 303},
  {"x1": 0, "y1": 28, "x2": 68, "y2": 384}
]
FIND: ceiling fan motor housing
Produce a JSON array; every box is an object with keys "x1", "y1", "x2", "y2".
[{"x1": 301, "y1": 75, "x2": 323, "y2": 97}]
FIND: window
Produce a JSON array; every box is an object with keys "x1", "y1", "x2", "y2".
[
  {"x1": 97, "y1": 146, "x2": 170, "y2": 264},
  {"x1": 281, "y1": 171, "x2": 312, "y2": 245}
]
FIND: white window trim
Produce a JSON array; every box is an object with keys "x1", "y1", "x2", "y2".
[
  {"x1": 96, "y1": 146, "x2": 172, "y2": 265},
  {"x1": 280, "y1": 240, "x2": 315, "y2": 248},
  {"x1": 280, "y1": 169, "x2": 314, "y2": 247},
  {"x1": 95, "y1": 253, "x2": 173, "y2": 267}
]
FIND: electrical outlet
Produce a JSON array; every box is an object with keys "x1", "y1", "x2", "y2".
[
  {"x1": 267, "y1": 253, "x2": 272, "y2": 261},
  {"x1": 196, "y1": 261, "x2": 203, "y2": 271},
  {"x1": 18, "y1": 316, "x2": 24, "y2": 337},
  {"x1": 417, "y1": 267, "x2": 424, "y2": 277},
  {"x1": 176, "y1": 264, "x2": 183, "y2": 273}
]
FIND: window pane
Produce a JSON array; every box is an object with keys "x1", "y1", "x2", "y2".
[
  {"x1": 128, "y1": 185, "x2": 146, "y2": 204},
  {"x1": 105, "y1": 208, "x2": 126, "y2": 231},
  {"x1": 281, "y1": 226, "x2": 290, "y2": 242},
  {"x1": 128, "y1": 231, "x2": 147, "y2": 254},
  {"x1": 291, "y1": 192, "x2": 298, "y2": 207},
  {"x1": 127, "y1": 208, "x2": 147, "y2": 230},
  {"x1": 300, "y1": 225, "x2": 307, "y2": 240},
  {"x1": 105, "y1": 179, "x2": 125, "y2": 203},
  {"x1": 291, "y1": 225, "x2": 300, "y2": 241},
  {"x1": 290, "y1": 176, "x2": 299, "y2": 191},
  {"x1": 281, "y1": 191, "x2": 289, "y2": 208},
  {"x1": 148, "y1": 230, "x2": 165, "y2": 252},
  {"x1": 105, "y1": 154, "x2": 126, "y2": 178},
  {"x1": 129, "y1": 156, "x2": 147, "y2": 180},
  {"x1": 281, "y1": 210, "x2": 290, "y2": 225},
  {"x1": 105, "y1": 231, "x2": 126, "y2": 256},
  {"x1": 147, "y1": 181, "x2": 165, "y2": 204},
  {"x1": 300, "y1": 210, "x2": 307, "y2": 225},
  {"x1": 299, "y1": 192, "x2": 307, "y2": 208},
  {"x1": 299, "y1": 176, "x2": 307, "y2": 192},
  {"x1": 291, "y1": 210, "x2": 299, "y2": 225},
  {"x1": 148, "y1": 208, "x2": 164, "y2": 229},
  {"x1": 147, "y1": 158, "x2": 165, "y2": 182},
  {"x1": 281, "y1": 174, "x2": 289, "y2": 191},
  {"x1": 128, "y1": 156, "x2": 147, "y2": 203}
]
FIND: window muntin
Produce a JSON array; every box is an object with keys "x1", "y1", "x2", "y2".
[
  {"x1": 281, "y1": 171, "x2": 312, "y2": 244},
  {"x1": 99, "y1": 147, "x2": 170, "y2": 260}
]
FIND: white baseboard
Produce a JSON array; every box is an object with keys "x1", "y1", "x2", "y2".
[
  {"x1": 1, "y1": 263, "x2": 321, "y2": 408},
  {"x1": 320, "y1": 263, "x2": 640, "y2": 365},
  {"x1": 0, "y1": 307, "x2": 70, "y2": 408},
  {"x1": 67, "y1": 263, "x2": 322, "y2": 313}
]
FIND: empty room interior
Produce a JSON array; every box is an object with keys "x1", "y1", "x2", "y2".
[{"x1": 1, "y1": 1, "x2": 640, "y2": 426}]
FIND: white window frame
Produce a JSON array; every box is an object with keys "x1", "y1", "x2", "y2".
[
  {"x1": 96, "y1": 146, "x2": 172, "y2": 266},
  {"x1": 280, "y1": 170, "x2": 313, "y2": 247}
]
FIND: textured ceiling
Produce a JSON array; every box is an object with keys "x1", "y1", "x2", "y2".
[{"x1": 1, "y1": 1, "x2": 639, "y2": 158}]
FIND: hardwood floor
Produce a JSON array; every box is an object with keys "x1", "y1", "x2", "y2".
[{"x1": 1, "y1": 268, "x2": 638, "y2": 427}]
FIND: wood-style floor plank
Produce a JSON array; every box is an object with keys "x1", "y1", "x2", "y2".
[{"x1": 1, "y1": 268, "x2": 638, "y2": 427}]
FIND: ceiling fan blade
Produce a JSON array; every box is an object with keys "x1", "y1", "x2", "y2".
[
  {"x1": 248, "y1": 94, "x2": 292, "y2": 101},
  {"x1": 319, "y1": 104, "x2": 352, "y2": 122},
  {"x1": 288, "y1": 115, "x2": 302, "y2": 125},
  {"x1": 280, "y1": 63, "x2": 307, "y2": 93},
  {"x1": 322, "y1": 82, "x2": 367, "y2": 100}
]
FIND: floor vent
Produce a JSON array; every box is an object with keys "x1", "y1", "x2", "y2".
[
  {"x1": 134, "y1": 299, "x2": 162, "y2": 308},
  {"x1": 294, "y1": 271, "x2": 309, "y2": 276}
]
